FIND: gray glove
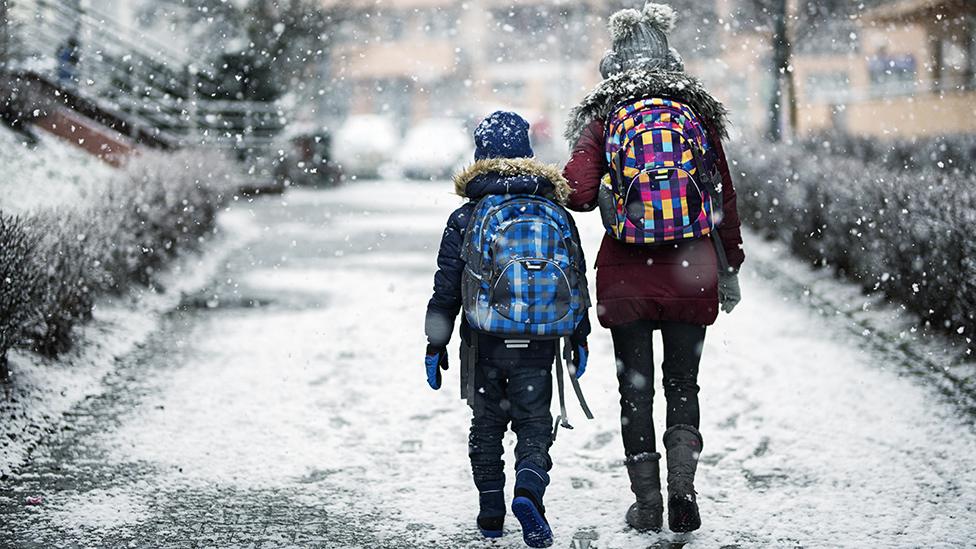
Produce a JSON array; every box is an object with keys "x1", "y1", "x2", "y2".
[{"x1": 718, "y1": 272, "x2": 741, "y2": 314}]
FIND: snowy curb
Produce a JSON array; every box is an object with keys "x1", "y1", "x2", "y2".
[
  {"x1": 746, "y1": 229, "x2": 976, "y2": 415},
  {"x1": 0, "y1": 207, "x2": 258, "y2": 479}
]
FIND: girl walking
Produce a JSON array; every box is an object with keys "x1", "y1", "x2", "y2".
[{"x1": 562, "y1": 2, "x2": 745, "y2": 534}]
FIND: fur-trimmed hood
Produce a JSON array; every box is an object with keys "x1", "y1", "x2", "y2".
[
  {"x1": 565, "y1": 68, "x2": 729, "y2": 147},
  {"x1": 453, "y1": 157, "x2": 572, "y2": 204}
]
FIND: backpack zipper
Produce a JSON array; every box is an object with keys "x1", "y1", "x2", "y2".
[
  {"x1": 621, "y1": 166, "x2": 708, "y2": 232},
  {"x1": 488, "y1": 258, "x2": 574, "y2": 325}
]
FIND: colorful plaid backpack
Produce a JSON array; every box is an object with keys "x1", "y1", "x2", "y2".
[
  {"x1": 600, "y1": 97, "x2": 724, "y2": 245},
  {"x1": 461, "y1": 194, "x2": 589, "y2": 339}
]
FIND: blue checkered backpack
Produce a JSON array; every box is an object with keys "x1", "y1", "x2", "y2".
[
  {"x1": 460, "y1": 193, "x2": 593, "y2": 435},
  {"x1": 461, "y1": 194, "x2": 588, "y2": 339}
]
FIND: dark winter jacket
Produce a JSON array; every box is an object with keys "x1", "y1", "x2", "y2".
[
  {"x1": 563, "y1": 68, "x2": 745, "y2": 328},
  {"x1": 425, "y1": 157, "x2": 592, "y2": 351}
]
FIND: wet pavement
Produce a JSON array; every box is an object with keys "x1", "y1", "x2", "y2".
[{"x1": 1, "y1": 182, "x2": 975, "y2": 548}]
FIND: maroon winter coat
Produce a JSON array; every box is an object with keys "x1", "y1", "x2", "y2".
[{"x1": 563, "y1": 118, "x2": 745, "y2": 328}]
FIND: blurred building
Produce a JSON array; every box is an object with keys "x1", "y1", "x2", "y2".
[
  {"x1": 701, "y1": 0, "x2": 976, "y2": 138},
  {"x1": 838, "y1": 0, "x2": 974, "y2": 137},
  {"x1": 323, "y1": 0, "x2": 974, "y2": 145},
  {"x1": 0, "y1": 0, "x2": 286, "y2": 161},
  {"x1": 320, "y1": 0, "x2": 625, "y2": 158}
]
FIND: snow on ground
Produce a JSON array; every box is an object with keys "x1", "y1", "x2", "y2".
[
  {"x1": 49, "y1": 489, "x2": 149, "y2": 535},
  {"x1": 746, "y1": 231, "x2": 976, "y2": 412},
  {"x1": 1, "y1": 181, "x2": 975, "y2": 548},
  {"x1": 0, "y1": 126, "x2": 117, "y2": 214},
  {"x1": 0, "y1": 209, "x2": 258, "y2": 479}
]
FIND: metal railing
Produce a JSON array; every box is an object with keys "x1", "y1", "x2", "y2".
[{"x1": 3, "y1": 0, "x2": 286, "y2": 151}]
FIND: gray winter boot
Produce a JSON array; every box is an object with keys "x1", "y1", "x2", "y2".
[
  {"x1": 624, "y1": 452, "x2": 663, "y2": 532},
  {"x1": 664, "y1": 425, "x2": 703, "y2": 532}
]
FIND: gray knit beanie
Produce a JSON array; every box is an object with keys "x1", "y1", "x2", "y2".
[{"x1": 600, "y1": 2, "x2": 684, "y2": 78}]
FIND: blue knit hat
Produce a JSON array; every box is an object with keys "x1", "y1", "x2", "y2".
[{"x1": 473, "y1": 111, "x2": 534, "y2": 161}]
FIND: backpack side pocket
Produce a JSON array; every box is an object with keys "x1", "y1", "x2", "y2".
[{"x1": 598, "y1": 174, "x2": 618, "y2": 237}]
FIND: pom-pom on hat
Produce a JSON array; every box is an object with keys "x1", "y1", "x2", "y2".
[
  {"x1": 608, "y1": 8, "x2": 644, "y2": 41},
  {"x1": 473, "y1": 111, "x2": 534, "y2": 161},
  {"x1": 642, "y1": 3, "x2": 677, "y2": 34},
  {"x1": 601, "y1": 2, "x2": 682, "y2": 78}
]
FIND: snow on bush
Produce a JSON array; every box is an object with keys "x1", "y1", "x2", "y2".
[
  {"x1": 732, "y1": 139, "x2": 976, "y2": 344},
  {"x1": 0, "y1": 149, "x2": 241, "y2": 362},
  {"x1": 801, "y1": 133, "x2": 976, "y2": 176},
  {"x1": 0, "y1": 214, "x2": 43, "y2": 372},
  {"x1": 28, "y1": 210, "x2": 100, "y2": 356},
  {"x1": 0, "y1": 129, "x2": 116, "y2": 214},
  {"x1": 95, "y1": 149, "x2": 236, "y2": 286}
]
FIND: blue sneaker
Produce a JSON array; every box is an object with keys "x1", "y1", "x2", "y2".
[
  {"x1": 512, "y1": 462, "x2": 553, "y2": 548},
  {"x1": 511, "y1": 492, "x2": 553, "y2": 548}
]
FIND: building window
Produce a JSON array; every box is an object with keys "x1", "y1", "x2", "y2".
[
  {"x1": 868, "y1": 47, "x2": 917, "y2": 97},
  {"x1": 388, "y1": 11, "x2": 404, "y2": 41}
]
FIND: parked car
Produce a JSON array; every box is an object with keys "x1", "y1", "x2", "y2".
[
  {"x1": 396, "y1": 118, "x2": 471, "y2": 180},
  {"x1": 274, "y1": 127, "x2": 343, "y2": 188},
  {"x1": 332, "y1": 115, "x2": 398, "y2": 179}
]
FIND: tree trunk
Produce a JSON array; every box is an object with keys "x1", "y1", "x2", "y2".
[
  {"x1": 0, "y1": 0, "x2": 8, "y2": 71},
  {"x1": 785, "y1": 0, "x2": 799, "y2": 138},
  {"x1": 965, "y1": 16, "x2": 975, "y2": 90},
  {"x1": 767, "y1": 0, "x2": 789, "y2": 142},
  {"x1": 784, "y1": 62, "x2": 798, "y2": 138},
  {"x1": 929, "y1": 31, "x2": 944, "y2": 93}
]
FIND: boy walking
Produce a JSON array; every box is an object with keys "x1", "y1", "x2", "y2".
[{"x1": 424, "y1": 112, "x2": 591, "y2": 548}]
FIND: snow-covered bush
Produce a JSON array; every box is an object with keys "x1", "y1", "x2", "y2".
[
  {"x1": 801, "y1": 133, "x2": 976, "y2": 176},
  {"x1": 0, "y1": 214, "x2": 43, "y2": 373},
  {"x1": 93, "y1": 149, "x2": 238, "y2": 286},
  {"x1": 28, "y1": 210, "x2": 99, "y2": 356},
  {"x1": 733, "y1": 139, "x2": 976, "y2": 342},
  {"x1": 2, "y1": 149, "x2": 242, "y2": 360}
]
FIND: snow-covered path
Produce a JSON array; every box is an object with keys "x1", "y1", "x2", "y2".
[{"x1": 2, "y1": 182, "x2": 974, "y2": 548}]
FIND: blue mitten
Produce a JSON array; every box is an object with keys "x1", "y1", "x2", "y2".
[
  {"x1": 570, "y1": 339, "x2": 588, "y2": 379},
  {"x1": 425, "y1": 344, "x2": 449, "y2": 390}
]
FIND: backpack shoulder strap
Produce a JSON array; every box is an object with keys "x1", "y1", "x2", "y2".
[
  {"x1": 552, "y1": 337, "x2": 594, "y2": 443},
  {"x1": 712, "y1": 230, "x2": 730, "y2": 274},
  {"x1": 605, "y1": 99, "x2": 639, "y2": 194},
  {"x1": 552, "y1": 343, "x2": 571, "y2": 442},
  {"x1": 687, "y1": 133, "x2": 731, "y2": 273},
  {"x1": 565, "y1": 337, "x2": 594, "y2": 421},
  {"x1": 462, "y1": 331, "x2": 478, "y2": 403}
]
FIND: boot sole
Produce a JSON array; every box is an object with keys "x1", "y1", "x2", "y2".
[
  {"x1": 479, "y1": 528, "x2": 504, "y2": 539},
  {"x1": 628, "y1": 521, "x2": 663, "y2": 533},
  {"x1": 511, "y1": 496, "x2": 553, "y2": 548}
]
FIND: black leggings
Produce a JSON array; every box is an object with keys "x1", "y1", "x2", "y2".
[{"x1": 611, "y1": 320, "x2": 706, "y2": 458}]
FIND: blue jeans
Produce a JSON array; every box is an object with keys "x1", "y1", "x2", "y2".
[{"x1": 466, "y1": 334, "x2": 555, "y2": 485}]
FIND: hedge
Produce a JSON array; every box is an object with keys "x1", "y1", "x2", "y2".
[
  {"x1": 0, "y1": 214, "x2": 43, "y2": 375},
  {"x1": 800, "y1": 132, "x2": 976, "y2": 176},
  {"x1": 731, "y1": 138, "x2": 976, "y2": 344},
  {"x1": 0, "y1": 149, "x2": 241, "y2": 370}
]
